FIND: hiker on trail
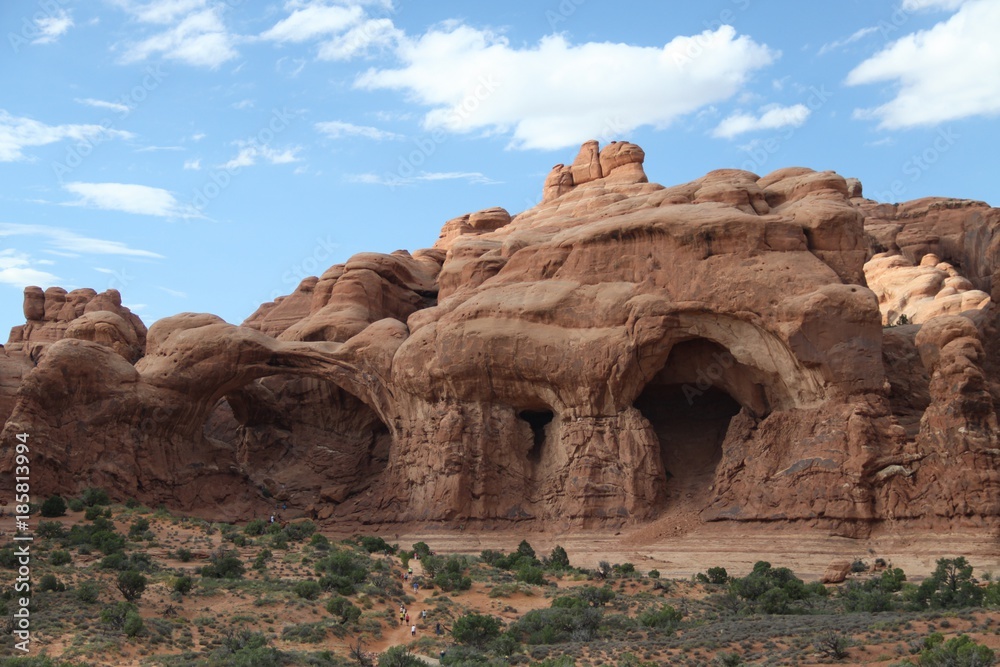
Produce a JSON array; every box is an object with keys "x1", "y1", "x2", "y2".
[
  {"x1": 269, "y1": 514, "x2": 275, "y2": 524},
  {"x1": 405, "y1": 613, "x2": 409, "y2": 624},
  {"x1": 411, "y1": 625, "x2": 416, "y2": 637},
  {"x1": 413, "y1": 582, "x2": 418, "y2": 592},
  {"x1": 408, "y1": 567, "x2": 413, "y2": 575},
  {"x1": 435, "y1": 622, "x2": 441, "y2": 635},
  {"x1": 421, "y1": 610, "x2": 427, "y2": 619}
]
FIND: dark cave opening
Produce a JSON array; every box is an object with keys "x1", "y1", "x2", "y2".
[
  {"x1": 518, "y1": 409, "x2": 554, "y2": 463},
  {"x1": 634, "y1": 383, "x2": 741, "y2": 496}
]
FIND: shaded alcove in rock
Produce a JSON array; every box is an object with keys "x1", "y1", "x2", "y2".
[
  {"x1": 518, "y1": 409, "x2": 554, "y2": 463},
  {"x1": 203, "y1": 374, "x2": 390, "y2": 505},
  {"x1": 634, "y1": 338, "x2": 764, "y2": 503}
]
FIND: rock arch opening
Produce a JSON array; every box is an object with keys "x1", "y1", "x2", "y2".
[
  {"x1": 518, "y1": 409, "x2": 554, "y2": 463},
  {"x1": 633, "y1": 338, "x2": 758, "y2": 503},
  {"x1": 203, "y1": 373, "x2": 390, "y2": 508}
]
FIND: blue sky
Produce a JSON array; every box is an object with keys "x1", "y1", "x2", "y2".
[{"x1": 1, "y1": 0, "x2": 998, "y2": 335}]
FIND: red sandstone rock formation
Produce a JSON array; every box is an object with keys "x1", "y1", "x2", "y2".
[{"x1": 1, "y1": 141, "x2": 997, "y2": 533}]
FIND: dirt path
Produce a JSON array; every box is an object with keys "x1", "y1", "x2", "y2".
[{"x1": 369, "y1": 557, "x2": 441, "y2": 662}]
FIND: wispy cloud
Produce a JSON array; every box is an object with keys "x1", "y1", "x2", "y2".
[
  {"x1": 117, "y1": 6, "x2": 238, "y2": 68},
  {"x1": 0, "y1": 250, "x2": 59, "y2": 287},
  {"x1": 221, "y1": 145, "x2": 301, "y2": 170},
  {"x1": 32, "y1": 9, "x2": 74, "y2": 45},
  {"x1": 347, "y1": 171, "x2": 499, "y2": 186},
  {"x1": 183, "y1": 158, "x2": 201, "y2": 170},
  {"x1": 75, "y1": 97, "x2": 131, "y2": 114},
  {"x1": 0, "y1": 110, "x2": 133, "y2": 162},
  {"x1": 62, "y1": 182, "x2": 201, "y2": 219},
  {"x1": 712, "y1": 104, "x2": 811, "y2": 139},
  {"x1": 0, "y1": 223, "x2": 162, "y2": 258},
  {"x1": 158, "y1": 286, "x2": 187, "y2": 298},
  {"x1": 818, "y1": 26, "x2": 878, "y2": 56},
  {"x1": 315, "y1": 120, "x2": 400, "y2": 140}
]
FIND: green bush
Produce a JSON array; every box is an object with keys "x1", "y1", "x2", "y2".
[
  {"x1": 315, "y1": 550, "x2": 368, "y2": 595},
  {"x1": 638, "y1": 603, "x2": 682, "y2": 629},
  {"x1": 200, "y1": 549, "x2": 245, "y2": 580},
  {"x1": 116, "y1": 570, "x2": 147, "y2": 602},
  {"x1": 123, "y1": 611, "x2": 144, "y2": 638},
  {"x1": 75, "y1": 580, "x2": 101, "y2": 603},
  {"x1": 67, "y1": 498, "x2": 85, "y2": 512},
  {"x1": 516, "y1": 565, "x2": 545, "y2": 585},
  {"x1": 38, "y1": 574, "x2": 66, "y2": 592},
  {"x1": 101, "y1": 601, "x2": 138, "y2": 631},
  {"x1": 452, "y1": 613, "x2": 503, "y2": 649},
  {"x1": 37, "y1": 521, "x2": 65, "y2": 538},
  {"x1": 173, "y1": 576, "x2": 194, "y2": 594},
  {"x1": 294, "y1": 580, "x2": 322, "y2": 600},
  {"x1": 283, "y1": 521, "x2": 317, "y2": 542},
  {"x1": 547, "y1": 545, "x2": 570, "y2": 570},
  {"x1": 81, "y1": 487, "x2": 110, "y2": 507},
  {"x1": 413, "y1": 541, "x2": 431, "y2": 559},
  {"x1": 244, "y1": 519, "x2": 266, "y2": 536},
  {"x1": 919, "y1": 633, "x2": 995, "y2": 666},
  {"x1": 358, "y1": 535, "x2": 396, "y2": 554},
  {"x1": 647, "y1": 569, "x2": 660, "y2": 579},
  {"x1": 176, "y1": 547, "x2": 193, "y2": 562},
  {"x1": 325, "y1": 595, "x2": 362, "y2": 623},
  {"x1": 727, "y1": 561, "x2": 822, "y2": 615},
  {"x1": 40, "y1": 495, "x2": 67, "y2": 517},
  {"x1": 378, "y1": 645, "x2": 424, "y2": 667},
  {"x1": 49, "y1": 550, "x2": 71, "y2": 566},
  {"x1": 511, "y1": 606, "x2": 602, "y2": 644},
  {"x1": 128, "y1": 517, "x2": 150, "y2": 538},
  {"x1": 906, "y1": 557, "x2": 984, "y2": 610},
  {"x1": 310, "y1": 533, "x2": 330, "y2": 550}
]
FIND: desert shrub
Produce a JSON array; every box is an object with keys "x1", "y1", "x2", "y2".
[
  {"x1": 123, "y1": 611, "x2": 144, "y2": 638},
  {"x1": 378, "y1": 645, "x2": 423, "y2": 667},
  {"x1": 576, "y1": 585, "x2": 616, "y2": 607},
  {"x1": 116, "y1": 570, "x2": 147, "y2": 602},
  {"x1": 325, "y1": 596, "x2": 362, "y2": 624},
  {"x1": 315, "y1": 549, "x2": 368, "y2": 595},
  {"x1": 244, "y1": 519, "x2": 266, "y2": 536},
  {"x1": 254, "y1": 548, "x2": 272, "y2": 571},
  {"x1": 551, "y1": 595, "x2": 589, "y2": 609},
  {"x1": 38, "y1": 574, "x2": 66, "y2": 592},
  {"x1": 41, "y1": 525, "x2": 68, "y2": 548},
  {"x1": 696, "y1": 567, "x2": 729, "y2": 585},
  {"x1": 128, "y1": 517, "x2": 150, "y2": 538},
  {"x1": 175, "y1": 547, "x2": 193, "y2": 562},
  {"x1": 919, "y1": 633, "x2": 995, "y2": 666},
  {"x1": 100, "y1": 601, "x2": 138, "y2": 631},
  {"x1": 453, "y1": 613, "x2": 503, "y2": 649},
  {"x1": 906, "y1": 557, "x2": 984, "y2": 610},
  {"x1": 516, "y1": 565, "x2": 546, "y2": 585},
  {"x1": 283, "y1": 520, "x2": 317, "y2": 542},
  {"x1": 281, "y1": 621, "x2": 328, "y2": 643},
  {"x1": 412, "y1": 541, "x2": 431, "y2": 558},
  {"x1": 430, "y1": 556, "x2": 472, "y2": 592},
  {"x1": 638, "y1": 603, "x2": 682, "y2": 630},
  {"x1": 511, "y1": 606, "x2": 602, "y2": 644},
  {"x1": 270, "y1": 532, "x2": 289, "y2": 550},
  {"x1": 49, "y1": 550, "x2": 71, "y2": 566},
  {"x1": 40, "y1": 495, "x2": 67, "y2": 518},
  {"x1": 728, "y1": 561, "x2": 823, "y2": 614},
  {"x1": 216, "y1": 628, "x2": 282, "y2": 667},
  {"x1": 200, "y1": 549, "x2": 245, "y2": 579},
  {"x1": 294, "y1": 580, "x2": 322, "y2": 600},
  {"x1": 310, "y1": 533, "x2": 330, "y2": 550},
  {"x1": 173, "y1": 576, "x2": 194, "y2": 594},
  {"x1": 545, "y1": 545, "x2": 571, "y2": 570},
  {"x1": 75, "y1": 580, "x2": 101, "y2": 603},
  {"x1": 81, "y1": 487, "x2": 110, "y2": 507},
  {"x1": 357, "y1": 535, "x2": 396, "y2": 554},
  {"x1": 647, "y1": 569, "x2": 660, "y2": 579},
  {"x1": 67, "y1": 498, "x2": 85, "y2": 512}
]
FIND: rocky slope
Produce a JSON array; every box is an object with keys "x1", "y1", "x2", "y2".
[{"x1": 1, "y1": 141, "x2": 997, "y2": 534}]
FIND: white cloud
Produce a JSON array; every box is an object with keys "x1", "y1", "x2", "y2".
[
  {"x1": 32, "y1": 9, "x2": 74, "y2": 45},
  {"x1": 712, "y1": 103, "x2": 811, "y2": 139},
  {"x1": 318, "y1": 18, "x2": 401, "y2": 60},
  {"x1": 221, "y1": 145, "x2": 301, "y2": 170},
  {"x1": 0, "y1": 250, "x2": 59, "y2": 287},
  {"x1": 847, "y1": 0, "x2": 1000, "y2": 128},
  {"x1": 135, "y1": 145, "x2": 183, "y2": 152},
  {"x1": 0, "y1": 224, "x2": 162, "y2": 259},
  {"x1": 347, "y1": 171, "x2": 498, "y2": 186},
  {"x1": 183, "y1": 158, "x2": 201, "y2": 170},
  {"x1": 356, "y1": 25, "x2": 776, "y2": 150},
  {"x1": 260, "y1": 3, "x2": 363, "y2": 43},
  {"x1": 901, "y1": 0, "x2": 968, "y2": 10},
  {"x1": 111, "y1": 0, "x2": 209, "y2": 24},
  {"x1": 0, "y1": 110, "x2": 133, "y2": 162},
  {"x1": 232, "y1": 99, "x2": 254, "y2": 110},
  {"x1": 315, "y1": 120, "x2": 400, "y2": 140},
  {"x1": 62, "y1": 182, "x2": 200, "y2": 219},
  {"x1": 191, "y1": 132, "x2": 206, "y2": 141},
  {"x1": 818, "y1": 26, "x2": 878, "y2": 56},
  {"x1": 158, "y1": 286, "x2": 187, "y2": 298},
  {"x1": 119, "y1": 7, "x2": 238, "y2": 68},
  {"x1": 75, "y1": 97, "x2": 131, "y2": 114}
]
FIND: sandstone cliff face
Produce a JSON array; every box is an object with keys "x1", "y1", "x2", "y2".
[{"x1": 1, "y1": 141, "x2": 998, "y2": 533}]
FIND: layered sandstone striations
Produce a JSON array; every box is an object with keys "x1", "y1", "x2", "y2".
[{"x1": 1, "y1": 141, "x2": 998, "y2": 532}]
